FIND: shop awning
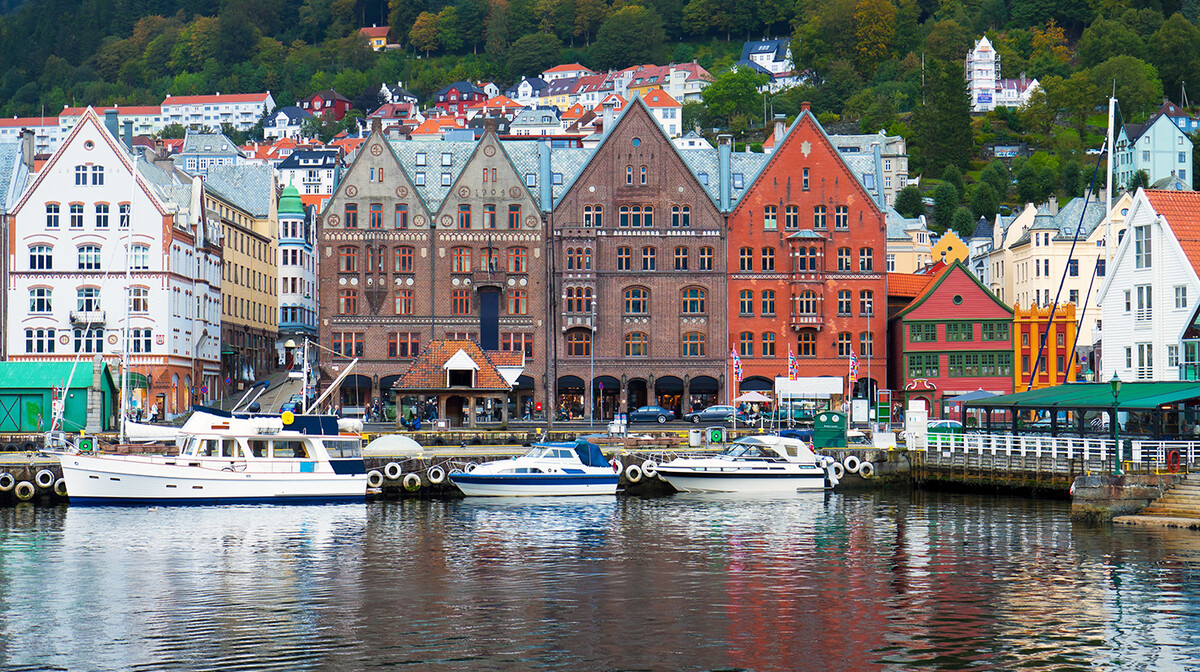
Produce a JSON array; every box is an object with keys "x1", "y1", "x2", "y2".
[
  {"x1": 966, "y1": 382, "x2": 1200, "y2": 411},
  {"x1": 654, "y1": 376, "x2": 684, "y2": 392},
  {"x1": 690, "y1": 376, "x2": 719, "y2": 394},
  {"x1": 123, "y1": 372, "x2": 149, "y2": 389}
]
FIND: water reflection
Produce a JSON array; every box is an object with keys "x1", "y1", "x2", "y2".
[{"x1": 2, "y1": 494, "x2": 1200, "y2": 670}]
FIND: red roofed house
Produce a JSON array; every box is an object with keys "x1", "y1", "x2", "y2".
[
  {"x1": 889, "y1": 260, "x2": 1014, "y2": 417},
  {"x1": 392, "y1": 339, "x2": 525, "y2": 427},
  {"x1": 640, "y1": 88, "x2": 683, "y2": 137},
  {"x1": 160, "y1": 92, "x2": 275, "y2": 131},
  {"x1": 300, "y1": 90, "x2": 353, "y2": 120},
  {"x1": 0, "y1": 116, "x2": 61, "y2": 154},
  {"x1": 368, "y1": 102, "x2": 424, "y2": 132},
  {"x1": 541, "y1": 63, "x2": 595, "y2": 82},
  {"x1": 359, "y1": 25, "x2": 389, "y2": 50},
  {"x1": 1100, "y1": 189, "x2": 1200, "y2": 382}
]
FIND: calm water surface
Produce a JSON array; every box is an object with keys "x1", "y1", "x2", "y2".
[{"x1": 2, "y1": 492, "x2": 1200, "y2": 671}]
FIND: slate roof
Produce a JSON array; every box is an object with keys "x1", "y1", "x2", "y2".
[
  {"x1": 511, "y1": 108, "x2": 561, "y2": 127},
  {"x1": 0, "y1": 142, "x2": 26, "y2": 211},
  {"x1": 1143, "y1": 189, "x2": 1200, "y2": 275},
  {"x1": 393, "y1": 340, "x2": 512, "y2": 391},
  {"x1": 387, "y1": 139, "x2": 477, "y2": 209},
  {"x1": 180, "y1": 132, "x2": 244, "y2": 156},
  {"x1": 885, "y1": 206, "x2": 927, "y2": 240},
  {"x1": 265, "y1": 105, "x2": 313, "y2": 126},
  {"x1": 676, "y1": 148, "x2": 769, "y2": 211},
  {"x1": 277, "y1": 148, "x2": 340, "y2": 170},
  {"x1": 970, "y1": 215, "x2": 993, "y2": 240},
  {"x1": 740, "y1": 38, "x2": 790, "y2": 63},
  {"x1": 205, "y1": 164, "x2": 274, "y2": 218},
  {"x1": 1011, "y1": 198, "x2": 1106, "y2": 247}
]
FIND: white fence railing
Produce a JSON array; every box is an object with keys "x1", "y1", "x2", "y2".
[{"x1": 920, "y1": 432, "x2": 1200, "y2": 466}]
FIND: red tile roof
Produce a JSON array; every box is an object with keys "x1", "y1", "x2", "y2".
[
  {"x1": 394, "y1": 340, "x2": 513, "y2": 391},
  {"x1": 1144, "y1": 189, "x2": 1200, "y2": 274},
  {"x1": 641, "y1": 88, "x2": 680, "y2": 108},
  {"x1": 544, "y1": 63, "x2": 594, "y2": 74},
  {"x1": 359, "y1": 26, "x2": 389, "y2": 38},
  {"x1": 887, "y1": 273, "x2": 936, "y2": 298},
  {"x1": 61, "y1": 105, "x2": 162, "y2": 116},
  {"x1": 0, "y1": 116, "x2": 57, "y2": 127},
  {"x1": 162, "y1": 93, "x2": 271, "y2": 105}
]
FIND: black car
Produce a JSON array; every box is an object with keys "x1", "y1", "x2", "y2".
[
  {"x1": 682, "y1": 405, "x2": 746, "y2": 425},
  {"x1": 628, "y1": 405, "x2": 675, "y2": 424}
]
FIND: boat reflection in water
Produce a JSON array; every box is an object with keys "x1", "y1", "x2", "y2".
[{"x1": 3, "y1": 493, "x2": 1200, "y2": 670}]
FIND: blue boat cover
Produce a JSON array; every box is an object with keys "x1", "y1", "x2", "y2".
[{"x1": 573, "y1": 440, "x2": 611, "y2": 468}]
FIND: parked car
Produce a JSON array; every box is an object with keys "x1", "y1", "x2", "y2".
[
  {"x1": 683, "y1": 405, "x2": 745, "y2": 425},
  {"x1": 928, "y1": 419, "x2": 963, "y2": 431},
  {"x1": 280, "y1": 401, "x2": 300, "y2": 414},
  {"x1": 629, "y1": 405, "x2": 676, "y2": 424}
]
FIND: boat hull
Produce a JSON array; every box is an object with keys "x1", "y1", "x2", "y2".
[
  {"x1": 61, "y1": 454, "x2": 367, "y2": 504},
  {"x1": 656, "y1": 467, "x2": 828, "y2": 494},
  {"x1": 449, "y1": 473, "x2": 618, "y2": 496}
]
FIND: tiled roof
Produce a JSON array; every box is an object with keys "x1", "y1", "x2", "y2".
[
  {"x1": 0, "y1": 116, "x2": 57, "y2": 127},
  {"x1": 1144, "y1": 189, "x2": 1200, "y2": 275},
  {"x1": 360, "y1": 26, "x2": 389, "y2": 38},
  {"x1": 393, "y1": 340, "x2": 512, "y2": 390},
  {"x1": 61, "y1": 105, "x2": 161, "y2": 116},
  {"x1": 488, "y1": 350, "x2": 525, "y2": 367},
  {"x1": 544, "y1": 63, "x2": 593, "y2": 74},
  {"x1": 642, "y1": 88, "x2": 680, "y2": 108},
  {"x1": 387, "y1": 138, "x2": 476, "y2": 208},
  {"x1": 205, "y1": 164, "x2": 274, "y2": 218},
  {"x1": 887, "y1": 273, "x2": 936, "y2": 298},
  {"x1": 162, "y1": 93, "x2": 270, "y2": 105}
]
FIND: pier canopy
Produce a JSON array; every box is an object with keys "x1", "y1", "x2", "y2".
[{"x1": 962, "y1": 382, "x2": 1200, "y2": 439}]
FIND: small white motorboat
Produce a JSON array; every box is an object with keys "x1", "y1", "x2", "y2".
[
  {"x1": 59, "y1": 406, "x2": 367, "y2": 504},
  {"x1": 655, "y1": 434, "x2": 840, "y2": 493},
  {"x1": 449, "y1": 441, "x2": 619, "y2": 496}
]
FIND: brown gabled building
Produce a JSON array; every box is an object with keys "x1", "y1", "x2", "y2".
[
  {"x1": 548, "y1": 97, "x2": 737, "y2": 420},
  {"x1": 392, "y1": 339, "x2": 524, "y2": 426}
]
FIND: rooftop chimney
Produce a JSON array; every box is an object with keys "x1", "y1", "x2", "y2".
[
  {"x1": 800, "y1": 101, "x2": 811, "y2": 114},
  {"x1": 773, "y1": 113, "x2": 786, "y2": 145},
  {"x1": 718, "y1": 134, "x2": 732, "y2": 212},
  {"x1": 20, "y1": 129, "x2": 34, "y2": 170},
  {"x1": 104, "y1": 109, "x2": 119, "y2": 142},
  {"x1": 371, "y1": 117, "x2": 382, "y2": 133},
  {"x1": 123, "y1": 120, "x2": 134, "y2": 151},
  {"x1": 602, "y1": 99, "x2": 616, "y2": 136}
]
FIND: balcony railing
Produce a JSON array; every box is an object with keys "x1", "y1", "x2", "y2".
[
  {"x1": 69, "y1": 310, "x2": 105, "y2": 325},
  {"x1": 789, "y1": 312, "x2": 824, "y2": 330}
]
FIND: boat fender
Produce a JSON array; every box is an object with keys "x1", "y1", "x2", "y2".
[
  {"x1": 825, "y1": 465, "x2": 840, "y2": 488},
  {"x1": 34, "y1": 469, "x2": 56, "y2": 489},
  {"x1": 22, "y1": 441, "x2": 37, "y2": 452},
  {"x1": 465, "y1": 462, "x2": 479, "y2": 473},
  {"x1": 830, "y1": 461, "x2": 845, "y2": 480},
  {"x1": 0, "y1": 472, "x2": 14, "y2": 492},
  {"x1": 403, "y1": 473, "x2": 422, "y2": 491},
  {"x1": 858, "y1": 461, "x2": 875, "y2": 479},
  {"x1": 610, "y1": 458, "x2": 620, "y2": 472},
  {"x1": 366, "y1": 470, "x2": 385, "y2": 488},
  {"x1": 843, "y1": 455, "x2": 861, "y2": 474},
  {"x1": 14, "y1": 481, "x2": 35, "y2": 501},
  {"x1": 3, "y1": 443, "x2": 18, "y2": 452},
  {"x1": 53, "y1": 478, "x2": 68, "y2": 497},
  {"x1": 384, "y1": 462, "x2": 403, "y2": 480},
  {"x1": 641, "y1": 460, "x2": 658, "y2": 479},
  {"x1": 625, "y1": 463, "x2": 643, "y2": 484},
  {"x1": 427, "y1": 466, "x2": 446, "y2": 484}
]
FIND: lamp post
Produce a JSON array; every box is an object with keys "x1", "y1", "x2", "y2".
[{"x1": 1111, "y1": 372, "x2": 1122, "y2": 476}]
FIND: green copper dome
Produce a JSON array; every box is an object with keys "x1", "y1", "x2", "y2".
[{"x1": 278, "y1": 183, "x2": 304, "y2": 215}]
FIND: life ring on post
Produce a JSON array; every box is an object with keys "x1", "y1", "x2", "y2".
[
  {"x1": 427, "y1": 466, "x2": 446, "y2": 484},
  {"x1": 0, "y1": 472, "x2": 14, "y2": 492},
  {"x1": 384, "y1": 462, "x2": 403, "y2": 480},
  {"x1": 14, "y1": 481, "x2": 35, "y2": 501},
  {"x1": 625, "y1": 463, "x2": 643, "y2": 484},
  {"x1": 403, "y1": 473, "x2": 422, "y2": 491},
  {"x1": 34, "y1": 469, "x2": 55, "y2": 489},
  {"x1": 366, "y1": 470, "x2": 384, "y2": 488},
  {"x1": 1168, "y1": 449, "x2": 1182, "y2": 473}
]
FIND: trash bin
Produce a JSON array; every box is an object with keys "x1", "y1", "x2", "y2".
[
  {"x1": 813, "y1": 411, "x2": 847, "y2": 450},
  {"x1": 689, "y1": 429, "x2": 703, "y2": 447}
]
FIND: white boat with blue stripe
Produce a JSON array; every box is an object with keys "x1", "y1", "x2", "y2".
[
  {"x1": 449, "y1": 440, "x2": 619, "y2": 496},
  {"x1": 655, "y1": 434, "x2": 840, "y2": 493},
  {"x1": 59, "y1": 407, "x2": 367, "y2": 504}
]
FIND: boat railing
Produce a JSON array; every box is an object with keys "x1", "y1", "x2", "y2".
[
  {"x1": 921, "y1": 432, "x2": 1200, "y2": 466},
  {"x1": 84, "y1": 453, "x2": 335, "y2": 473}
]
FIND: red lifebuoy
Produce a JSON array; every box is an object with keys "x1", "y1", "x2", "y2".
[{"x1": 1168, "y1": 449, "x2": 1181, "y2": 473}]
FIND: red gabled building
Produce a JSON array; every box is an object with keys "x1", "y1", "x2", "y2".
[
  {"x1": 727, "y1": 103, "x2": 887, "y2": 398},
  {"x1": 888, "y1": 260, "x2": 1014, "y2": 416}
]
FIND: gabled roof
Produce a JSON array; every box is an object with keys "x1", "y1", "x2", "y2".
[
  {"x1": 0, "y1": 116, "x2": 57, "y2": 128},
  {"x1": 266, "y1": 105, "x2": 313, "y2": 124},
  {"x1": 393, "y1": 340, "x2": 512, "y2": 391},
  {"x1": 306, "y1": 89, "x2": 351, "y2": 104},
  {"x1": 740, "y1": 38, "x2": 790, "y2": 62},
  {"x1": 641, "y1": 88, "x2": 680, "y2": 108},
  {"x1": 544, "y1": 63, "x2": 594, "y2": 75},
  {"x1": 180, "y1": 131, "x2": 244, "y2": 156},
  {"x1": 205, "y1": 164, "x2": 274, "y2": 218},
  {"x1": 435, "y1": 81, "x2": 486, "y2": 97},
  {"x1": 162, "y1": 93, "x2": 271, "y2": 106},
  {"x1": 1143, "y1": 189, "x2": 1200, "y2": 275},
  {"x1": 277, "y1": 148, "x2": 340, "y2": 170},
  {"x1": 60, "y1": 105, "x2": 161, "y2": 116},
  {"x1": 359, "y1": 25, "x2": 389, "y2": 38},
  {"x1": 887, "y1": 273, "x2": 936, "y2": 299},
  {"x1": 894, "y1": 259, "x2": 1012, "y2": 319}
]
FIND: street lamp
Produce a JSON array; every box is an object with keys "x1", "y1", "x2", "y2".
[{"x1": 1111, "y1": 372, "x2": 1122, "y2": 475}]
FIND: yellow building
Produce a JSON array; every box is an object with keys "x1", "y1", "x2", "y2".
[
  {"x1": 886, "y1": 209, "x2": 935, "y2": 273},
  {"x1": 1013, "y1": 302, "x2": 1078, "y2": 391},
  {"x1": 204, "y1": 165, "x2": 280, "y2": 392},
  {"x1": 931, "y1": 229, "x2": 969, "y2": 265}
]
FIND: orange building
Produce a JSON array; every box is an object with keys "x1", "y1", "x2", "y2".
[{"x1": 1013, "y1": 303, "x2": 1079, "y2": 391}]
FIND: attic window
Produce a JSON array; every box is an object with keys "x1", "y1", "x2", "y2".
[
  {"x1": 553, "y1": 172, "x2": 563, "y2": 185},
  {"x1": 416, "y1": 152, "x2": 426, "y2": 166},
  {"x1": 442, "y1": 152, "x2": 452, "y2": 166},
  {"x1": 698, "y1": 172, "x2": 709, "y2": 185},
  {"x1": 525, "y1": 172, "x2": 537, "y2": 187},
  {"x1": 733, "y1": 173, "x2": 744, "y2": 189}
]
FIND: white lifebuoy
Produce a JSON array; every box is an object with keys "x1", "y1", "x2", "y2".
[
  {"x1": 641, "y1": 460, "x2": 658, "y2": 479},
  {"x1": 403, "y1": 473, "x2": 422, "y2": 491},
  {"x1": 858, "y1": 461, "x2": 875, "y2": 479},
  {"x1": 14, "y1": 481, "x2": 35, "y2": 501},
  {"x1": 366, "y1": 470, "x2": 384, "y2": 488},
  {"x1": 34, "y1": 469, "x2": 55, "y2": 489},
  {"x1": 384, "y1": 462, "x2": 402, "y2": 480},
  {"x1": 465, "y1": 462, "x2": 478, "y2": 473},
  {"x1": 625, "y1": 463, "x2": 643, "y2": 484},
  {"x1": 427, "y1": 466, "x2": 446, "y2": 484},
  {"x1": 830, "y1": 461, "x2": 845, "y2": 480},
  {"x1": 0, "y1": 472, "x2": 14, "y2": 492},
  {"x1": 843, "y1": 454, "x2": 861, "y2": 474},
  {"x1": 53, "y1": 478, "x2": 68, "y2": 497}
]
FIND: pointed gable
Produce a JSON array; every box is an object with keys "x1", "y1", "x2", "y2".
[
  {"x1": 432, "y1": 123, "x2": 540, "y2": 229},
  {"x1": 394, "y1": 340, "x2": 513, "y2": 390},
  {"x1": 321, "y1": 122, "x2": 431, "y2": 228},
  {"x1": 895, "y1": 260, "x2": 1012, "y2": 320}
]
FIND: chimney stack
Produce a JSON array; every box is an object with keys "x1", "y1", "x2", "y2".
[
  {"x1": 773, "y1": 114, "x2": 786, "y2": 145},
  {"x1": 123, "y1": 120, "x2": 134, "y2": 151},
  {"x1": 20, "y1": 129, "x2": 34, "y2": 170},
  {"x1": 800, "y1": 101, "x2": 811, "y2": 113},
  {"x1": 602, "y1": 99, "x2": 616, "y2": 135},
  {"x1": 718, "y1": 135, "x2": 732, "y2": 212},
  {"x1": 104, "y1": 109, "x2": 119, "y2": 142}
]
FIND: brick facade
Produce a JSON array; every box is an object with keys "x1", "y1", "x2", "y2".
[
  {"x1": 728, "y1": 106, "x2": 887, "y2": 399},
  {"x1": 550, "y1": 99, "x2": 727, "y2": 420}
]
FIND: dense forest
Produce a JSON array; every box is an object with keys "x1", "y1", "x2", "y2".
[{"x1": 1, "y1": 0, "x2": 1198, "y2": 230}]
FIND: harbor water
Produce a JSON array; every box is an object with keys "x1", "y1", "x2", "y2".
[{"x1": 2, "y1": 492, "x2": 1200, "y2": 671}]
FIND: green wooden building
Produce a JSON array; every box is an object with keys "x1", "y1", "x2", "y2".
[{"x1": 0, "y1": 361, "x2": 118, "y2": 433}]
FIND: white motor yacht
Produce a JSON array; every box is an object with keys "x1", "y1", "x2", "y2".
[
  {"x1": 655, "y1": 434, "x2": 840, "y2": 493},
  {"x1": 59, "y1": 407, "x2": 367, "y2": 504},
  {"x1": 448, "y1": 441, "x2": 619, "y2": 496}
]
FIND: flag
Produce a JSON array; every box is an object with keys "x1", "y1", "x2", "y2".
[
  {"x1": 731, "y1": 348, "x2": 743, "y2": 382},
  {"x1": 788, "y1": 346, "x2": 797, "y2": 380},
  {"x1": 849, "y1": 347, "x2": 859, "y2": 384}
]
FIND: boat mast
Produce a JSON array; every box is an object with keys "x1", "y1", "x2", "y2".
[{"x1": 120, "y1": 148, "x2": 135, "y2": 444}]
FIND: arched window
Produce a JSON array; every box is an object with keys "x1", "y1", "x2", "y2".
[
  {"x1": 761, "y1": 247, "x2": 775, "y2": 271},
  {"x1": 624, "y1": 287, "x2": 649, "y2": 314},
  {"x1": 625, "y1": 332, "x2": 648, "y2": 357},
  {"x1": 835, "y1": 205, "x2": 849, "y2": 230},
  {"x1": 739, "y1": 331, "x2": 754, "y2": 357},
  {"x1": 567, "y1": 247, "x2": 581, "y2": 270},
  {"x1": 859, "y1": 247, "x2": 874, "y2": 272},
  {"x1": 739, "y1": 247, "x2": 753, "y2": 271},
  {"x1": 837, "y1": 290, "x2": 852, "y2": 315},
  {"x1": 625, "y1": 166, "x2": 633, "y2": 185},
  {"x1": 338, "y1": 246, "x2": 358, "y2": 273},
  {"x1": 395, "y1": 289, "x2": 414, "y2": 315},
  {"x1": 643, "y1": 206, "x2": 654, "y2": 227},
  {"x1": 29, "y1": 245, "x2": 52, "y2": 270},
  {"x1": 566, "y1": 329, "x2": 591, "y2": 356},
  {"x1": 682, "y1": 288, "x2": 706, "y2": 313},
  {"x1": 699, "y1": 246, "x2": 713, "y2": 270},
  {"x1": 838, "y1": 247, "x2": 852, "y2": 271},
  {"x1": 619, "y1": 205, "x2": 630, "y2": 227},
  {"x1": 641, "y1": 246, "x2": 656, "y2": 271},
  {"x1": 859, "y1": 290, "x2": 874, "y2": 316},
  {"x1": 451, "y1": 246, "x2": 471, "y2": 273},
  {"x1": 640, "y1": 165, "x2": 648, "y2": 185},
  {"x1": 76, "y1": 287, "x2": 100, "y2": 311},
  {"x1": 682, "y1": 332, "x2": 706, "y2": 357},
  {"x1": 796, "y1": 290, "x2": 817, "y2": 315},
  {"x1": 29, "y1": 287, "x2": 51, "y2": 313},
  {"x1": 797, "y1": 246, "x2": 818, "y2": 271},
  {"x1": 860, "y1": 331, "x2": 874, "y2": 357},
  {"x1": 674, "y1": 246, "x2": 689, "y2": 270},
  {"x1": 739, "y1": 290, "x2": 754, "y2": 315},
  {"x1": 813, "y1": 204, "x2": 826, "y2": 228},
  {"x1": 131, "y1": 244, "x2": 150, "y2": 270},
  {"x1": 616, "y1": 246, "x2": 631, "y2": 270},
  {"x1": 785, "y1": 205, "x2": 799, "y2": 230},
  {"x1": 338, "y1": 289, "x2": 358, "y2": 315},
  {"x1": 592, "y1": 205, "x2": 603, "y2": 227}
]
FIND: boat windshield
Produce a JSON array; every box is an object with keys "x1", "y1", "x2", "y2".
[
  {"x1": 722, "y1": 442, "x2": 777, "y2": 459},
  {"x1": 524, "y1": 445, "x2": 575, "y2": 460},
  {"x1": 324, "y1": 439, "x2": 361, "y2": 458}
]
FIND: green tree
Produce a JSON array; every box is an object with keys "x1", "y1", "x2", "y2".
[
  {"x1": 1077, "y1": 18, "x2": 1144, "y2": 68},
  {"x1": 852, "y1": 0, "x2": 896, "y2": 77},
  {"x1": 970, "y1": 181, "x2": 1000, "y2": 219},
  {"x1": 1150, "y1": 14, "x2": 1200, "y2": 108},
  {"x1": 951, "y1": 206, "x2": 976, "y2": 239},
  {"x1": 682, "y1": 0, "x2": 731, "y2": 38},
  {"x1": 456, "y1": 0, "x2": 490, "y2": 53},
  {"x1": 913, "y1": 58, "x2": 971, "y2": 174},
  {"x1": 388, "y1": 0, "x2": 423, "y2": 46},
  {"x1": 681, "y1": 100, "x2": 708, "y2": 133},
  {"x1": 981, "y1": 159, "x2": 1011, "y2": 199},
  {"x1": 932, "y1": 182, "x2": 959, "y2": 233},
  {"x1": 409, "y1": 12, "x2": 440, "y2": 56},
  {"x1": 437, "y1": 6, "x2": 463, "y2": 53},
  {"x1": 941, "y1": 164, "x2": 964, "y2": 201},
  {"x1": 1089, "y1": 55, "x2": 1162, "y2": 121},
  {"x1": 485, "y1": 4, "x2": 510, "y2": 58},
  {"x1": 701, "y1": 67, "x2": 767, "y2": 127},
  {"x1": 1128, "y1": 169, "x2": 1150, "y2": 190},
  {"x1": 574, "y1": 0, "x2": 608, "y2": 44},
  {"x1": 894, "y1": 184, "x2": 925, "y2": 218},
  {"x1": 923, "y1": 19, "x2": 971, "y2": 62},
  {"x1": 508, "y1": 32, "x2": 563, "y2": 79},
  {"x1": 1060, "y1": 159, "x2": 1082, "y2": 197},
  {"x1": 591, "y1": 6, "x2": 668, "y2": 72}
]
